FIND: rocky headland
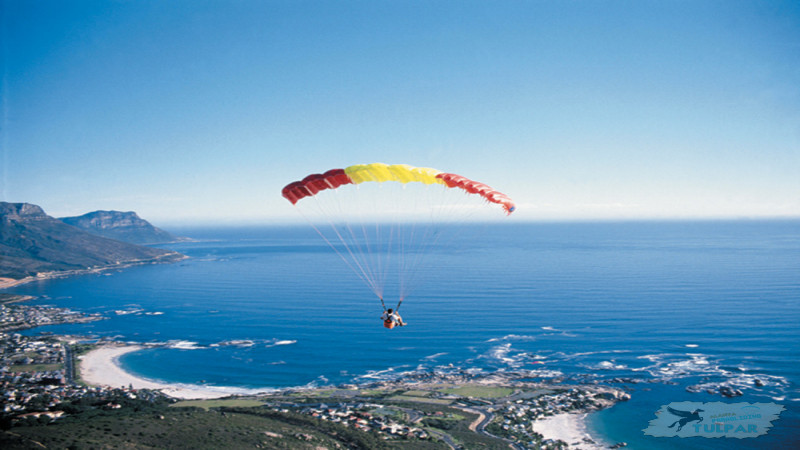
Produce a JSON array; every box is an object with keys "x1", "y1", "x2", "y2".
[{"x1": 0, "y1": 202, "x2": 184, "y2": 282}]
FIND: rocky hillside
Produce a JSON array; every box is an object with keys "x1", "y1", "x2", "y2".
[
  {"x1": 0, "y1": 202, "x2": 183, "y2": 280},
  {"x1": 60, "y1": 210, "x2": 180, "y2": 244}
]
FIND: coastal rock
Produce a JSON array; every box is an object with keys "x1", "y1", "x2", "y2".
[
  {"x1": 687, "y1": 384, "x2": 745, "y2": 397},
  {"x1": 719, "y1": 386, "x2": 743, "y2": 398},
  {"x1": 599, "y1": 390, "x2": 631, "y2": 402},
  {"x1": 607, "y1": 377, "x2": 652, "y2": 384}
]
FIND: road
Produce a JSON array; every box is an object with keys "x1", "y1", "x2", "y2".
[
  {"x1": 457, "y1": 405, "x2": 525, "y2": 450},
  {"x1": 428, "y1": 429, "x2": 459, "y2": 449},
  {"x1": 64, "y1": 344, "x2": 75, "y2": 384}
]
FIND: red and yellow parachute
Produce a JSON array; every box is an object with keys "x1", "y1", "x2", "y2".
[
  {"x1": 282, "y1": 163, "x2": 515, "y2": 311},
  {"x1": 283, "y1": 163, "x2": 515, "y2": 214}
]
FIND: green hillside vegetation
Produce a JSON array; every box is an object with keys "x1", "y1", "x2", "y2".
[
  {"x1": 440, "y1": 385, "x2": 513, "y2": 398},
  {"x1": 8, "y1": 363, "x2": 62, "y2": 373},
  {"x1": 389, "y1": 394, "x2": 452, "y2": 405},
  {"x1": 0, "y1": 399, "x2": 454, "y2": 450},
  {"x1": 0, "y1": 406, "x2": 425, "y2": 450},
  {"x1": 0, "y1": 391, "x2": 516, "y2": 450},
  {"x1": 170, "y1": 398, "x2": 268, "y2": 411}
]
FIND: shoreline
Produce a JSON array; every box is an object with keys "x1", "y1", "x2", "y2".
[
  {"x1": 79, "y1": 344, "x2": 614, "y2": 446},
  {"x1": 0, "y1": 277, "x2": 31, "y2": 290},
  {"x1": 533, "y1": 412, "x2": 606, "y2": 449},
  {"x1": 0, "y1": 252, "x2": 186, "y2": 291},
  {"x1": 78, "y1": 344, "x2": 268, "y2": 400}
]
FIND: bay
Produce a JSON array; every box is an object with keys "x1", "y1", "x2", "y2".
[{"x1": 10, "y1": 220, "x2": 800, "y2": 448}]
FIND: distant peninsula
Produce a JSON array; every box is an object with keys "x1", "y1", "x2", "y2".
[
  {"x1": 60, "y1": 210, "x2": 185, "y2": 245},
  {"x1": 0, "y1": 202, "x2": 185, "y2": 283}
]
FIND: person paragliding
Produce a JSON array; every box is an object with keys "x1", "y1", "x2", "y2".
[
  {"x1": 281, "y1": 163, "x2": 515, "y2": 329},
  {"x1": 381, "y1": 308, "x2": 406, "y2": 329}
]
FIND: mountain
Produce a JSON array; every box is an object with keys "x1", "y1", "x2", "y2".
[
  {"x1": 60, "y1": 210, "x2": 181, "y2": 245},
  {"x1": 0, "y1": 202, "x2": 184, "y2": 280}
]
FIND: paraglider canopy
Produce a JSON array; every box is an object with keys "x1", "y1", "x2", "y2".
[
  {"x1": 282, "y1": 163, "x2": 515, "y2": 214},
  {"x1": 281, "y1": 163, "x2": 515, "y2": 313}
]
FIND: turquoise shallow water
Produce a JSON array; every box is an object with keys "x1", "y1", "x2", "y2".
[{"x1": 12, "y1": 221, "x2": 800, "y2": 448}]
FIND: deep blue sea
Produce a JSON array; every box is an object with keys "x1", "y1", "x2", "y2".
[{"x1": 10, "y1": 221, "x2": 800, "y2": 449}]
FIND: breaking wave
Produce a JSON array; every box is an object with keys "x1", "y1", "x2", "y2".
[
  {"x1": 165, "y1": 340, "x2": 204, "y2": 350},
  {"x1": 266, "y1": 339, "x2": 297, "y2": 347},
  {"x1": 209, "y1": 338, "x2": 297, "y2": 348},
  {"x1": 487, "y1": 334, "x2": 538, "y2": 343}
]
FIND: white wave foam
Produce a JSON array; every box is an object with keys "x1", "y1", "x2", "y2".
[
  {"x1": 548, "y1": 331, "x2": 579, "y2": 338},
  {"x1": 207, "y1": 338, "x2": 297, "y2": 348},
  {"x1": 488, "y1": 343, "x2": 515, "y2": 363},
  {"x1": 595, "y1": 360, "x2": 627, "y2": 370},
  {"x1": 652, "y1": 354, "x2": 712, "y2": 377},
  {"x1": 631, "y1": 352, "x2": 790, "y2": 397},
  {"x1": 423, "y1": 352, "x2": 448, "y2": 361},
  {"x1": 266, "y1": 339, "x2": 297, "y2": 347},
  {"x1": 524, "y1": 368, "x2": 564, "y2": 378},
  {"x1": 357, "y1": 367, "x2": 398, "y2": 380},
  {"x1": 211, "y1": 339, "x2": 256, "y2": 348},
  {"x1": 634, "y1": 354, "x2": 663, "y2": 366},
  {"x1": 487, "y1": 334, "x2": 538, "y2": 343},
  {"x1": 165, "y1": 382, "x2": 278, "y2": 398},
  {"x1": 554, "y1": 349, "x2": 632, "y2": 360},
  {"x1": 167, "y1": 340, "x2": 205, "y2": 350},
  {"x1": 479, "y1": 343, "x2": 530, "y2": 369},
  {"x1": 291, "y1": 375, "x2": 333, "y2": 390},
  {"x1": 353, "y1": 364, "x2": 417, "y2": 382}
]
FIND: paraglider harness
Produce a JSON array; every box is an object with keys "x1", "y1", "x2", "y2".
[{"x1": 381, "y1": 297, "x2": 403, "y2": 329}]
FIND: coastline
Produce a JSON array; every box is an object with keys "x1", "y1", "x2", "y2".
[
  {"x1": 5, "y1": 244, "x2": 619, "y2": 447},
  {"x1": 0, "y1": 252, "x2": 186, "y2": 291},
  {"x1": 0, "y1": 277, "x2": 31, "y2": 290},
  {"x1": 532, "y1": 413, "x2": 605, "y2": 449},
  {"x1": 79, "y1": 344, "x2": 615, "y2": 447},
  {"x1": 7, "y1": 262, "x2": 621, "y2": 448},
  {"x1": 78, "y1": 344, "x2": 260, "y2": 400}
]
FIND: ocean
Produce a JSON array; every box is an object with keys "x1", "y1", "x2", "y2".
[{"x1": 10, "y1": 220, "x2": 800, "y2": 448}]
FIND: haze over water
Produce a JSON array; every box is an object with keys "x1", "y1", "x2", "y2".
[{"x1": 12, "y1": 221, "x2": 800, "y2": 449}]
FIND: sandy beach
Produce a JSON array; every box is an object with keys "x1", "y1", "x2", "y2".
[
  {"x1": 532, "y1": 413, "x2": 605, "y2": 449},
  {"x1": 0, "y1": 277, "x2": 30, "y2": 289},
  {"x1": 78, "y1": 345, "x2": 253, "y2": 400}
]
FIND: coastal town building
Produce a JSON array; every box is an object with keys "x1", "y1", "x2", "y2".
[
  {"x1": 0, "y1": 298, "x2": 152, "y2": 424},
  {"x1": 280, "y1": 402, "x2": 431, "y2": 441}
]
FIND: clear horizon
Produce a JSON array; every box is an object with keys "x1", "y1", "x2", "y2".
[{"x1": 3, "y1": 1, "x2": 799, "y2": 224}]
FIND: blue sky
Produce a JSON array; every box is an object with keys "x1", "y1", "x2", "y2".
[{"x1": 3, "y1": 0, "x2": 799, "y2": 224}]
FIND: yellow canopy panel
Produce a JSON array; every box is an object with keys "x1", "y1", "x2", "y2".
[{"x1": 344, "y1": 163, "x2": 444, "y2": 185}]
